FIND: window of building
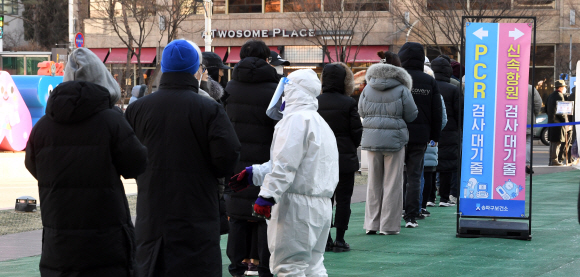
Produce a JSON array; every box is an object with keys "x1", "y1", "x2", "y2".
[
  {"x1": 284, "y1": 0, "x2": 321, "y2": 12},
  {"x1": 427, "y1": 0, "x2": 553, "y2": 10},
  {"x1": 213, "y1": 0, "x2": 226, "y2": 14},
  {"x1": 344, "y1": 0, "x2": 388, "y2": 11},
  {"x1": 285, "y1": 46, "x2": 322, "y2": 63},
  {"x1": 2, "y1": 56, "x2": 24, "y2": 75},
  {"x1": 427, "y1": 0, "x2": 467, "y2": 10},
  {"x1": 26, "y1": 57, "x2": 49, "y2": 75},
  {"x1": 266, "y1": 0, "x2": 281, "y2": 12},
  {"x1": 514, "y1": 0, "x2": 555, "y2": 9},
  {"x1": 228, "y1": 0, "x2": 262, "y2": 13},
  {"x1": 529, "y1": 45, "x2": 555, "y2": 104},
  {"x1": 2, "y1": 0, "x2": 18, "y2": 15}
]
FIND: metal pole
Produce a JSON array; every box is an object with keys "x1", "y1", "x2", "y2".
[
  {"x1": 69, "y1": 0, "x2": 74, "y2": 51},
  {"x1": 570, "y1": 34, "x2": 573, "y2": 86},
  {"x1": 204, "y1": 0, "x2": 213, "y2": 52}
]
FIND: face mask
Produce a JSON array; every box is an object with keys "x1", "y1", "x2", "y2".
[
  {"x1": 275, "y1": 65, "x2": 284, "y2": 75},
  {"x1": 562, "y1": 87, "x2": 567, "y2": 94}
]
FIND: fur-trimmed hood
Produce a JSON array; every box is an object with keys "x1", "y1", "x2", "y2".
[
  {"x1": 321, "y1": 62, "x2": 355, "y2": 96},
  {"x1": 365, "y1": 63, "x2": 413, "y2": 91}
]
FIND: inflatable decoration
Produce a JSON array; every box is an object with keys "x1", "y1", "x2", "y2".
[
  {"x1": 37, "y1": 61, "x2": 64, "y2": 76},
  {"x1": 13, "y1": 75, "x2": 63, "y2": 126},
  {"x1": 0, "y1": 71, "x2": 33, "y2": 151}
]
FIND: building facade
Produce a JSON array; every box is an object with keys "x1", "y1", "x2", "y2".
[{"x1": 80, "y1": 0, "x2": 576, "y2": 102}]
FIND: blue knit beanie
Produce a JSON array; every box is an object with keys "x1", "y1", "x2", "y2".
[{"x1": 161, "y1": 40, "x2": 200, "y2": 74}]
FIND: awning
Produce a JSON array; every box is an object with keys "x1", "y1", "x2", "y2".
[
  {"x1": 131, "y1": 48, "x2": 157, "y2": 64},
  {"x1": 226, "y1": 47, "x2": 242, "y2": 63},
  {"x1": 214, "y1": 47, "x2": 227, "y2": 61},
  {"x1": 347, "y1": 46, "x2": 388, "y2": 63},
  {"x1": 89, "y1": 48, "x2": 110, "y2": 63},
  {"x1": 269, "y1": 46, "x2": 279, "y2": 53},
  {"x1": 105, "y1": 48, "x2": 130, "y2": 64}
]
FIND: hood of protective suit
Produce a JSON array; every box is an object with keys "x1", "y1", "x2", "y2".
[
  {"x1": 284, "y1": 69, "x2": 321, "y2": 113},
  {"x1": 64, "y1": 48, "x2": 121, "y2": 106}
]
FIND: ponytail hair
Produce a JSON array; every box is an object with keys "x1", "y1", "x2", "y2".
[{"x1": 377, "y1": 50, "x2": 401, "y2": 67}]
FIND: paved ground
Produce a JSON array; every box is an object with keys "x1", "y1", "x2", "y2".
[
  {"x1": 1, "y1": 140, "x2": 578, "y2": 276},
  {"x1": 1, "y1": 170, "x2": 580, "y2": 276}
]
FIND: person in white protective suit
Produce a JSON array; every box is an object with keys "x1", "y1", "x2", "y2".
[{"x1": 228, "y1": 69, "x2": 339, "y2": 277}]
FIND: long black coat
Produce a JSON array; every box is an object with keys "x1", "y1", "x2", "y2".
[
  {"x1": 125, "y1": 72, "x2": 241, "y2": 277},
  {"x1": 25, "y1": 81, "x2": 147, "y2": 277},
  {"x1": 224, "y1": 57, "x2": 279, "y2": 220},
  {"x1": 317, "y1": 63, "x2": 363, "y2": 173},
  {"x1": 547, "y1": 90, "x2": 568, "y2": 142},
  {"x1": 431, "y1": 58, "x2": 461, "y2": 172},
  {"x1": 398, "y1": 42, "x2": 443, "y2": 144}
]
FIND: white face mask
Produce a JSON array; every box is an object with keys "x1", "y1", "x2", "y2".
[
  {"x1": 562, "y1": 87, "x2": 567, "y2": 94},
  {"x1": 275, "y1": 65, "x2": 284, "y2": 75}
]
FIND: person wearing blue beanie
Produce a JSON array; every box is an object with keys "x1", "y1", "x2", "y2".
[
  {"x1": 126, "y1": 38, "x2": 241, "y2": 276},
  {"x1": 161, "y1": 39, "x2": 201, "y2": 74}
]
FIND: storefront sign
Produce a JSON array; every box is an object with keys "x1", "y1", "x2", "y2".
[
  {"x1": 460, "y1": 22, "x2": 532, "y2": 217},
  {"x1": 203, "y1": 28, "x2": 316, "y2": 39}
]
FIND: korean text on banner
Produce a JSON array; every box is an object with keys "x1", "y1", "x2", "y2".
[{"x1": 460, "y1": 22, "x2": 532, "y2": 218}]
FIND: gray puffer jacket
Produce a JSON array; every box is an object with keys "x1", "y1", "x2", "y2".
[{"x1": 359, "y1": 63, "x2": 418, "y2": 152}]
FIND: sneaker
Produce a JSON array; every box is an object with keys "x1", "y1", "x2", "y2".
[
  {"x1": 366, "y1": 230, "x2": 377, "y2": 235},
  {"x1": 439, "y1": 201, "x2": 455, "y2": 207},
  {"x1": 421, "y1": 208, "x2": 431, "y2": 217},
  {"x1": 333, "y1": 240, "x2": 350, "y2": 253},
  {"x1": 379, "y1": 231, "x2": 400, "y2": 235},
  {"x1": 416, "y1": 213, "x2": 426, "y2": 220},
  {"x1": 405, "y1": 220, "x2": 418, "y2": 228},
  {"x1": 426, "y1": 201, "x2": 436, "y2": 207},
  {"x1": 449, "y1": 195, "x2": 457, "y2": 204},
  {"x1": 246, "y1": 263, "x2": 258, "y2": 276}
]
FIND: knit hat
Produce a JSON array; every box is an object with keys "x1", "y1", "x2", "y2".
[{"x1": 161, "y1": 40, "x2": 201, "y2": 74}]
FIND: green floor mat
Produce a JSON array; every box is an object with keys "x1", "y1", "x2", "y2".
[{"x1": 2, "y1": 170, "x2": 579, "y2": 276}]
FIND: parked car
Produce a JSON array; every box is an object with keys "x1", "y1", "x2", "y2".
[{"x1": 532, "y1": 113, "x2": 549, "y2": 146}]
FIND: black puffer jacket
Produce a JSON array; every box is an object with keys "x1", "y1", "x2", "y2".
[
  {"x1": 398, "y1": 42, "x2": 443, "y2": 144},
  {"x1": 317, "y1": 63, "x2": 363, "y2": 173},
  {"x1": 431, "y1": 58, "x2": 461, "y2": 172},
  {"x1": 224, "y1": 57, "x2": 280, "y2": 220},
  {"x1": 125, "y1": 72, "x2": 240, "y2": 276},
  {"x1": 25, "y1": 81, "x2": 147, "y2": 276}
]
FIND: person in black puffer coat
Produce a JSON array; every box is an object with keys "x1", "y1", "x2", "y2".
[
  {"x1": 317, "y1": 62, "x2": 363, "y2": 252},
  {"x1": 224, "y1": 39, "x2": 279, "y2": 277},
  {"x1": 125, "y1": 40, "x2": 241, "y2": 277},
  {"x1": 431, "y1": 57, "x2": 461, "y2": 206},
  {"x1": 25, "y1": 54, "x2": 147, "y2": 276},
  {"x1": 398, "y1": 42, "x2": 443, "y2": 228}
]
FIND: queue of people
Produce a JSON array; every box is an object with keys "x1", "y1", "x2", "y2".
[{"x1": 25, "y1": 38, "x2": 467, "y2": 277}]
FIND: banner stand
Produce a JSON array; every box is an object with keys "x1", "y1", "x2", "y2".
[{"x1": 456, "y1": 16, "x2": 536, "y2": 241}]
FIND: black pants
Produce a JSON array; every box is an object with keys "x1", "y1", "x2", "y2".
[
  {"x1": 439, "y1": 172, "x2": 453, "y2": 203},
  {"x1": 422, "y1": 171, "x2": 436, "y2": 209},
  {"x1": 404, "y1": 143, "x2": 427, "y2": 221},
  {"x1": 331, "y1": 172, "x2": 355, "y2": 230},
  {"x1": 227, "y1": 218, "x2": 273, "y2": 277}
]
